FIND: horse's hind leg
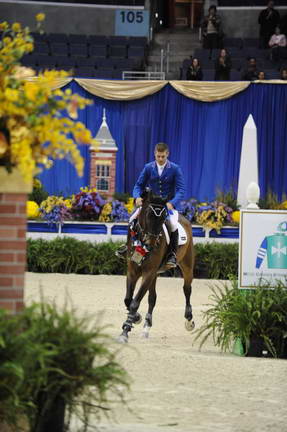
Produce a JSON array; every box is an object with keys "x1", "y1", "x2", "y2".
[
  {"x1": 142, "y1": 277, "x2": 157, "y2": 339},
  {"x1": 179, "y1": 253, "x2": 195, "y2": 332}
]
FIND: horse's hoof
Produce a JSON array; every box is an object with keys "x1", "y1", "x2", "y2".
[
  {"x1": 133, "y1": 313, "x2": 142, "y2": 325},
  {"x1": 185, "y1": 319, "x2": 195, "y2": 332},
  {"x1": 117, "y1": 334, "x2": 128, "y2": 344}
]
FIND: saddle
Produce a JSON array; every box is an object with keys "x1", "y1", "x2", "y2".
[{"x1": 163, "y1": 222, "x2": 187, "y2": 246}]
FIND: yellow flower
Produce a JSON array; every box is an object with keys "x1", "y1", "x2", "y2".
[
  {"x1": 36, "y1": 13, "x2": 45, "y2": 22},
  {"x1": 27, "y1": 201, "x2": 40, "y2": 218},
  {"x1": 12, "y1": 22, "x2": 21, "y2": 32},
  {"x1": 33, "y1": 178, "x2": 42, "y2": 189},
  {"x1": 231, "y1": 210, "x2": 240, "y2": 224},
  {"x1": 4, "y1": 88, "x2": 19, "y2": 102},
  {"x1": 24, "y1": 82, "x2": 39, "y2": 101}
]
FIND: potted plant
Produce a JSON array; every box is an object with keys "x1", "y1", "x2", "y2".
[
  {"x1": 0, "y1": 302, "x2": 130, "y2": 432},
  {"x1": 193, "y1": 279, "x2": 287, "y2": 358}
]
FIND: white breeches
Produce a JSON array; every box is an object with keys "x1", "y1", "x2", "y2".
[{"x1": 129, "y1": 208, "x2": 178, "y2": 232}]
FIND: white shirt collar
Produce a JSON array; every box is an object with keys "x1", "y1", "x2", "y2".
[{"x1": 156, "y1": 161, "x2": 167, "y2": 176}]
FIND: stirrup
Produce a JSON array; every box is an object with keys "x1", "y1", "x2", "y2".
[{"x1": 165, "y1": 253, "x2": 177, "y2": 269}]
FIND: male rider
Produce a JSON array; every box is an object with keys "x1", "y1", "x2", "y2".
[{"x1": 117, "y1": 142, "x2": 185, "y2": 269}]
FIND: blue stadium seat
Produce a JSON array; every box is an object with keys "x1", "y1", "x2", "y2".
[
  {"x1": 98, "y1": 58, "x2": 116, "y2": 69},
  {"x1": 75, "y1": 66, "x2": 95, "y2": 77},
  {"x1": 57, "y1": 57, "x2": 76, "y2": 69},
  {"x1": 264, "y1": 70, "x2": 280, "y2": 80},
  {"x1": 21, "y1": 54, "x2": 38, "y2": 67},
  {"x1": 243, "y1": 38, "x2": 259, "y2": 48},
  {"x1": 37, "y1": 56, "x2": 57, "y2": 69},
  {"x1": 75, "y1": 57, "x2": 96, "y2": 68},
  {"x1": 30, "y1": 32, "x2": 47, "y2": 43},
  {"x1": 68, "y1": 34, "x2": 88, "y2": 45},
  {"x1": 94, "y1": 69, "x2": 114, "y2": 79},
  {"x1": 127, "y1": 46, "x2": 145, "y2": 59},
  {"x1": 128, "y1": 37, "x2": 147, "y2": 48},
  {"x1": 115, "y1": 58, "x2": 135, "y2": 70},
  {"x1": 88, "y1": 35, "x2": 109, "y2": 45},
  {"x1": 50, "y1": 43, "x2": 69, "y2": 56},
  {"x1": 69, "y1": 43, "x2": 89, "y2": 57},
  {"x1": 33, "y1": 42, "x2": 50, "y2": 55},
  {"x1": 109, "y1": 46, "x2": 127, "y2": 58},
  {"x1": 109, "y1": 36, "x2": 128, "y2": 46},
  {"x1": 89, "y1": 45, "x2": 107, "y2": 58},
  {"x1": 47, "y1": 33, "x2": 68, "y2": 44}
]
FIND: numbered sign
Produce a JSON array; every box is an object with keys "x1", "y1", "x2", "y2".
[{"x1": 115, "y1": 10, "x2": 149, "y2": 36}]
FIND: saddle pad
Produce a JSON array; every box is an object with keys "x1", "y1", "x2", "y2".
[{"x1": 163, "y1": 223, "x2": 187, "y2": 246}]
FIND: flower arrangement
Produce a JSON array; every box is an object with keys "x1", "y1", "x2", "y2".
[
  {"x1": 71, "y1": 187, "x2": 106, "y2": 220},
  {"x1": 40, "y1": 195, "x2": 71, "y2": 225},
  {"x1": 0, "y1": 16, "x2": 94, "y2": 183},
  {"x1": 111, "y1": 200, "x2": 130, "y2": 222},
  {"x1": 179, "y1": 199, "x2": 233, "y2": 232}
]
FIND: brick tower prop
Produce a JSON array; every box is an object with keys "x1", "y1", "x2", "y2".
[{"x1": 89, "y1": 109, "x2": 118, "y2": 198}]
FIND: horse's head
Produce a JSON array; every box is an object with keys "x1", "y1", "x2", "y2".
[{"x1": 140, "y1": 189, "x2": 168, "y2": 237}]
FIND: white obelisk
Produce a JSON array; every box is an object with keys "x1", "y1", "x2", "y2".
[{"x1": 237, "y1": 114, "x2": 259, "y2": 209}]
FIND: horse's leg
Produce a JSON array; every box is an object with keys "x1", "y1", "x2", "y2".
[
  {"x1": 124, "y1": 272, "x2": 142, "y2": 325},
  {"x1": 142, "y1": 277, "x2": 157, "y2": 339},
  {"x1": 119, "y1": 273, "x2": 155, "y2": 343},
  {"x1": 179, "y1": 245, "x2": 195, "y2": 331}
]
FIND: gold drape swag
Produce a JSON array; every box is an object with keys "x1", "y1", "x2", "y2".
[{"x1": 23, "y1": 78, "x2": 287, "y2": 101}]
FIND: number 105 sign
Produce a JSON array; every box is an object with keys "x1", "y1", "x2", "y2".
[
  {"x1": 239, "y1": 209, "x2": 287, "y2": 289},
  {"x1": 115, "y1": 10, "x2": 149, "y2": 36}
]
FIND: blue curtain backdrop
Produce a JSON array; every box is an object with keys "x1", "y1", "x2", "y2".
[{"x1": 39, "y1": 82, "x2": 287, "y2": 201}]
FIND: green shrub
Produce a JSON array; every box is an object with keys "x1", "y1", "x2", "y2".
[
  {"x1": 27, "y1": 238, "x2": 127, "y2": 275},
  {"x1": 193, "y1": 279, "x2": 287, "y2": 358},
  {"x1": 27, "y1": 238, "x2": 238, "y2": 279}
]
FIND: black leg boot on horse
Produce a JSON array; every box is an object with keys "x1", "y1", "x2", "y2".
[
  {"x1": 115, "y1": 219, "x2": 137, "y2": 260},
  {"x1": 165, "y1": 229, "x2": 178, "y2": 269}
]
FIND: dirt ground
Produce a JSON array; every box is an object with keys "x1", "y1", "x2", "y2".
[{"x1": 25, "y1": 273, "x2": 287, "y2": 432}]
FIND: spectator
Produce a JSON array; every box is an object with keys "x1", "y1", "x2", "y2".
[
  {"x1": 258, "y1": 71, "x2": 266, "y2": 80},
  {"x1": 201, "y1": 5, "x2": 223, "y2": 58},
  {"x1": 280, "y1": 68, "x2": 287, "y2": 80},
  {"x1": 241, "y1": 57, "x2": 259, "y2": 81},
  {"x1": 186, "y1": 58, "x2": 203, "y2": 81},
  {"x1": 214, "y1": 48, "x2": 232, "y2": 81},
  {"x1": 269, "y1": 26, "x2": 287, "y2": 63},
  {"x1": 258, "y1": 1, "x2": 280, "y2": 49}
]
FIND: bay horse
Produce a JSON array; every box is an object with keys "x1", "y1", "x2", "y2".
[{"x1": 118, "y1": 189, "x2": 195, "y2": 343}]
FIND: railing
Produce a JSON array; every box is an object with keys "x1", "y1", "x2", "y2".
[
  {"x1": 27, "y1": 221, "x2": 239, "y2": 244},
  {"x1": 160, "y1": 41, "x2": 170, "y2": 75},
  {"x1": 122, "y1": 70, "x2": 165, "y2": 80}
]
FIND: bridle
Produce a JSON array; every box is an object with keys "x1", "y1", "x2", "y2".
[{"x1": 137, "y1": 202, "x2": 168, "y2": 243}]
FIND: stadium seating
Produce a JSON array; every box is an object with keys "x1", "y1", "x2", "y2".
[{"x1": 20, "y1": 32, "x2": 148, "y2": 78}]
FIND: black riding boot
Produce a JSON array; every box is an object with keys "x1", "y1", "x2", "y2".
[{"x1": 166, "y1": 229, "x2": 178, "y2": 269}]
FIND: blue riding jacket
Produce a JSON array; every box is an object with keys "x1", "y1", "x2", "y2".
[{"x1": 132, "y1": 160, "x2": 185, "y2": 209}]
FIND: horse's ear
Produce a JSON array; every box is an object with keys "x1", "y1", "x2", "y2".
[{"x1": 141, "y1": 187, "x2": 151, "y2": 201}]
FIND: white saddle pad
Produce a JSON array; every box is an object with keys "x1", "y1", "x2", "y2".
[{"x1": 163, "y1": 223, "x2": 187, "y2": 246}]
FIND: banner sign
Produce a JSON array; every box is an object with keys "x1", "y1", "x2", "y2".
[
  {"x1": 239, "y1": 209, "x2": 287, "y2": 289},
  {"x1": 115, "y1": 10, "x2": 149, "y2": 36}
]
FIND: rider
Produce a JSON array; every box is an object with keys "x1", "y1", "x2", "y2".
[{"x1": 117, "y1": 142, "x2": 185, "y2": 269}]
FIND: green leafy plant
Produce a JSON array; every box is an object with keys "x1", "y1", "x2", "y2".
[
  {"x1": 259, "y1": 188, "x2": 287, "y2": 209},
  {"x1": 28, "y1": 179, "x2": 49, "y2": 206},
  {"x1": 0, "y1": 301, "x2": 130, "y2": 431},
  {"x1": 193, "y1": 279, "x2": 287, "y2": 358},
  {"x1": 27, "y1": 238, "x2": 239, "y2": 279},
  {"x1": 214, "y1": 188, "x2": 239, "y2": 211}
]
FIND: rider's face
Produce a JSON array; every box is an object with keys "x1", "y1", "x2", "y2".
[{"x1": 155, "y1": 150, "x2": 169, "y2": 166}]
